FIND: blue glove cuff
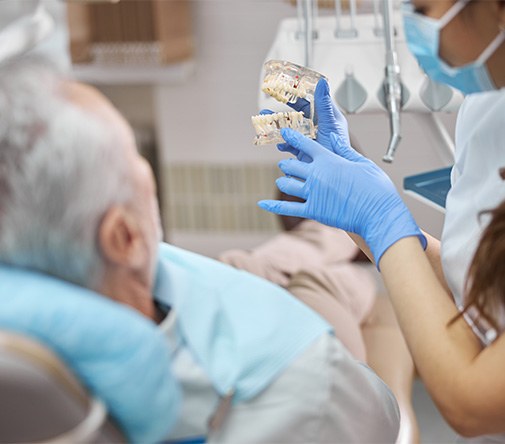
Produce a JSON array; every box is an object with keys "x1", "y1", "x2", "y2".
[{"x1": 366, "y1": 206, "x2": 427, "y2": 271}]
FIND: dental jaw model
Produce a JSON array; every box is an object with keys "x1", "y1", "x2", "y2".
[
  {"x1": 252, "y1": 60, "x2": 327, "y2": 146},
  {"x1": 252, "y1": 111, "x2": 314, "y2": 145}
]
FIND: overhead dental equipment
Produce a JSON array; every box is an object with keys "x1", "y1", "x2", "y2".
[{"x1": 258, "y1": 0, "x2": 463, "y2": 162}]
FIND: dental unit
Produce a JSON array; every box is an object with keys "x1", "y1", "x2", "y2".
[{"x1": 252, "y1": 60, "x2": 326, "y2": 146}]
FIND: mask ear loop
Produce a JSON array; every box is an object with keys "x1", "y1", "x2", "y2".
[
  {"x1": 438, "y1": 0, "x2": 471, "y2": 27},
  {"x1": 475, "y1": 29, "x2": 505, "y2": 65}
]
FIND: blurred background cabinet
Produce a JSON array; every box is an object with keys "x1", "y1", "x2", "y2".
[{"x1": 67, "y1": 0, "x2": 193, "y2": 65}]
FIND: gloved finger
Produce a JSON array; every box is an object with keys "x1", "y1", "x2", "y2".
[
  {"x1": 275, "y1": 176, "x2": 307, "y2": 200},
  {"x1": 259, "y1": 109, "x2": 275, "y2": 115},
  {"x1": 288, "y1": 97, "x2": 311, "y2": 117},
  {"x1": 257, "y1": 199, "x2": 306, "y2": 218},
  {"x1": 330, "y1": 133, "x2": 363, "y2": 162},
  {"x1": 277, "y1": 142, "x2": 300, "y2": 157},
  {"x1": 278, "y1": 143, "x2": 313, "y2": 163},
  {"x1": 314, "y1": 79, "x2": 351, "y2": 148},
  {"x1": 314, "y1": 78, "x2": 334, "y2": 126},
  {"x1": 278, "y1": 158, "x2": 310, "y2": 180},
  {"x1": 281, "y1": 128, "x2": 322, "y2": 160},
  {"x1": 316, "y1": 79, "x2": 347, "y2": 123},
  {"x1": 332, "y1": 101, "x2": 347, "y2": 123},
  {"x1": 297, "y1": 152, "x2": 313, "y2": 163}
]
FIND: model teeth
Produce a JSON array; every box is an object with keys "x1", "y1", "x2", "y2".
[
  {"x1": 251, "y1": 111, "x2": 316, "y2": 145},
  {"x1": 262, "y1": 74, "x2": 308, "y2": 104},
  {"x1": 260, "y1": 60, "x2": 325, "y2": 105}
]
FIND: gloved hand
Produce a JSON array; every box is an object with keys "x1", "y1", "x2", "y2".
[
  {"x1": 260, "y1": 78, "x2": 350, "y2": 161},
  {"x1": 258, "y1": 128, "x2": 427, "y2": 267}
]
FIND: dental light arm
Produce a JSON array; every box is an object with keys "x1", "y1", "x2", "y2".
[{"x1": 381, "y1": 0, "x2": 403, "y2": 163}]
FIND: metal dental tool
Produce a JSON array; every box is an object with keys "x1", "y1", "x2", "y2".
[
  {"x1": 380, "y1": 0, "x2": 403, "y2": 163},
  {"x1": 332, "y1": 0, "x2": 362, "y2": 112},
  {"x1": 373, "y1": 0, "x2": 383, "y2": 36},
  {"x1": 302, "y1": 0, "x2": 315, "y2": 67},
  {"x1": 335, "y1": 0, "x2": 359, "y2": 38}
]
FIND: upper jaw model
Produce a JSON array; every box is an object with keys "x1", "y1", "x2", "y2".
[{"x1": 252, "y1": 60, "x2": 327, "y2": 146}]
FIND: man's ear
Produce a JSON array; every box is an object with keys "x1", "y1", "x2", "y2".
[{"x1": 98, "y1": 206, "x2": 146, "y2": 269}]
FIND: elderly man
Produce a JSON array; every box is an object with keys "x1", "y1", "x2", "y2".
[{"x1": 0, "y1": 57, "x2": 400, "y2": 443}]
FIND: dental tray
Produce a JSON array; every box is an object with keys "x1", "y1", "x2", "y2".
[{"x1": 403, "y1": 167, "x2": 452, "y2": 211}]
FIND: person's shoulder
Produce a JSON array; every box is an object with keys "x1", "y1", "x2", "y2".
[
  {"x1": 455, "y1": 88, "x2": 505, "y2": 148},
  {"x1": 462, "y1": 88, "x2": 505, "y2": 113}
]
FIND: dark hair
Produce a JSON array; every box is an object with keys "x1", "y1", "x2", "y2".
[{"x1": 452, "y1": 200, "x2": 505, "y2": 333}]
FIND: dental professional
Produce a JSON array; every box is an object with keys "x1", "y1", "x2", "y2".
[{"x1": 259, "y1": 0, "x2": 505, "y2": 439}]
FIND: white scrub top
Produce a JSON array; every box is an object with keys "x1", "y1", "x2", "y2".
[
  {"x1": 441, "y1": 89, "x2": 505, "y2": 442},
  {"x1": 441, "y1": 88, "x2": 505, "y2": 331}
]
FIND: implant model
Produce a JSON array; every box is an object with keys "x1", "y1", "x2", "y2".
[
  {"x1": 252, "y1": 60, "x2": 327, "y2": 146},
  {"x1": 252, "y1": 111, "x2": 316, "y2": 146}
]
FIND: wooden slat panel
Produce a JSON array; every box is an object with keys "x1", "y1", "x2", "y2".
[{"x1": 67, "y1": 0, "x2": 194, "y2": 64}]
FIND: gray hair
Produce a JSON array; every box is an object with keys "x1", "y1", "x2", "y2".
[{"x1": 0, "y1": 56, "x2": 133, "y2": 288}]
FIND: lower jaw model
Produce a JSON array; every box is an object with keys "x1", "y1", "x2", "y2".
[{"x1": 251, "y1": 111, "x2": 315, "y2": 146}]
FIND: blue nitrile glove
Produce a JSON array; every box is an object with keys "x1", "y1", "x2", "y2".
[
  {"x1": 258, "y1": 129, "x2": 427, "y2": 267},
  {"x1": 260, "y1": 78, "x2": 350, "y2": 161}
]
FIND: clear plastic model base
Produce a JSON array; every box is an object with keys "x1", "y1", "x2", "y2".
[
  {"x1": 252, "y1": 60, "x2": 326, "y2": 145},
  {"x1": 252, "y1": 111, "x2": 315, "y2": 146}
]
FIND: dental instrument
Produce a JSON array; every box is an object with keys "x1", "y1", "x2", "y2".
[{"x1": 380, "y1": 0, "x2": 404, "y2": 163}]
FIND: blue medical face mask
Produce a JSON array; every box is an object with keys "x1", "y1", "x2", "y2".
[{"x1": 403, "y1": 0, "x2": 505, "y2": 95}]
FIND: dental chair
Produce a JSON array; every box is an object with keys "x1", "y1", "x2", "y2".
[{"x1": 0, "y1": 330, "x2": 126, "y2": 444}]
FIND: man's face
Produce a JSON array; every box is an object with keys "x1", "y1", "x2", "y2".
[{"x1": 63, "y1": 80, "x2": 162, "y2": 290}]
